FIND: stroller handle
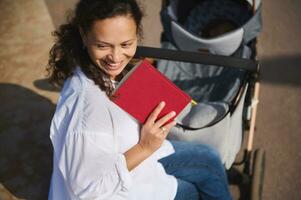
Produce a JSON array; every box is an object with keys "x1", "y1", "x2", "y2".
[{"x1": 134, "y1": 46, "x2": 258, "y2": 72}]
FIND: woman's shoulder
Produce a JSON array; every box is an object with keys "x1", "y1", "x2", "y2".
[
  {"x1": 53, "y1": 67, "x2": 112, "y2": 134},
  {"x1": 62, "y1": 67, "x2": 97, "y2": 91},
  {"x1": 60, "y1": 67, "x2": 105, "y2": 97},
  {"x1": 57, "y1": 67, "x2": 109, "y2": 113}
]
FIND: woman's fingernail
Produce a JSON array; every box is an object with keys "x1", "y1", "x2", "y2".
[
  {"x1": 171, "y1": 111, "x2": 176, "y2": 116},
  {"x1": 161, "y1": 101, "x2": 165, "y2": 106}
]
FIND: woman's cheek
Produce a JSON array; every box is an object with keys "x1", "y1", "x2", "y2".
[{"x1": 126, "y1": 46, "x2": 138, "y2": 57}]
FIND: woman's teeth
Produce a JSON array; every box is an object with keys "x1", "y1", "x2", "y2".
[
  {"x1": 106, "y1": 61, "x2": 121, "y2": 67},
  {"x1": 109, "y1": 63, "x2": 120, "y2": 67}
]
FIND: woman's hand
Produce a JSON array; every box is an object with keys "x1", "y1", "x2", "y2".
[
  {"x1": 124, "y1": 101, "x2": 177, "y2": 171},
  {"x1": 139, "y1": 101, "x2": 177, "y2": 154}
]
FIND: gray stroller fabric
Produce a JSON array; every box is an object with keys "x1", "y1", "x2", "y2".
[
  {"x1": 168, "y1": 86, "x2": 247, "y2": 169},
  {"x1": 177, "y1": 101, "x2": 229, "y2": 129},
  {"x1": 157, "y1": 42, "x2": 249, "y2": 104},
  {"x1": 157, "y1": 42, "x2": 251, "y2": 168}
]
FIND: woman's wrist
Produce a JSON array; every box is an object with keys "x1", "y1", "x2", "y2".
[{"x1": 124, "y1": 143, "x2": 153, "y2": 171}]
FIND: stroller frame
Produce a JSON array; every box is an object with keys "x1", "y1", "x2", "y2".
[{"x1": 134, "y1": 0, "x2": 265, "y2": 199}]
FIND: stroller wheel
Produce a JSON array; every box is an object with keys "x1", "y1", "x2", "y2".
[{"x1": 250, "y1": 148, "x2": 265, "y2": 200}]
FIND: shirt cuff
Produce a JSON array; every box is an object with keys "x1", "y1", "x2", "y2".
[{"x1": 115, "y1": 154, "x2": 133, "y2": 192}]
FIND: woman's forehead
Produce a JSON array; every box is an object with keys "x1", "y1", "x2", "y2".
[{"x1": 88, "y1": 15, "x2": 137, "y2": 43}]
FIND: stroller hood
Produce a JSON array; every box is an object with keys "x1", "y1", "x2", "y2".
[{"x1": 161, "y1": 0, "x2": 262, "y2": 55}]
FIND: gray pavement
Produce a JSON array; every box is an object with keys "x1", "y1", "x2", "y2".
[{"x1": 254, "y1": 1, "x2": 301, "y2": 199}]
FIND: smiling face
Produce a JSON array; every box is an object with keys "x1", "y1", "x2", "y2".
[{"x1": 81, "y1": 15, "x2": 138, "y2": 80}]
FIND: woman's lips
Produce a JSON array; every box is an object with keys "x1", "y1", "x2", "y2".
[{"x1": 104, "y1": 61, "x2": 122, "y2": 70}]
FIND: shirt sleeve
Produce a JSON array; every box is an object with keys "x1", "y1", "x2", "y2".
[
  {"x1": 58, "y1": 130, "x2": 132, "y2": 199},
  {"x1": 52, "y1": 86, "x2": 132, "y2": 199}
]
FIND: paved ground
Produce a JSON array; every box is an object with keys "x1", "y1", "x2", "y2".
[
  {"x1": 254, "y1": 1, "x2": 301, "y2": 199},
  {"x1": 0, "y1": 0, "x2": 300, "y2": 200}
]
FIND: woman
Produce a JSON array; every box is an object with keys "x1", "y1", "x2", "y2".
[{"x1": 47, "y1": 0, "x2": 232, "y2": 199}]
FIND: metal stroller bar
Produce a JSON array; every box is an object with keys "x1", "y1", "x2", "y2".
[{"x1": 135, "y1": 46, "x2": 258, "y2": 72}]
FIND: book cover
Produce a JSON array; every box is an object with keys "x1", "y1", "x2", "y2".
[{"x1": 112, "y1": 59, "x2": 192, "y2": 124}]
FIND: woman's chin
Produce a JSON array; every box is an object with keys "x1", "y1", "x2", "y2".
[
  {"x1": 106, "y1": 64, "x2": 126, "y2": 75},
  {"x1": 107, "y1": 69, "x2": 123, "y2": 80}
]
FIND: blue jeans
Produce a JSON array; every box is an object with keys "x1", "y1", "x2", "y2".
[{"x1": 159, "y1": 141, "x2": 232, "y2": 200}]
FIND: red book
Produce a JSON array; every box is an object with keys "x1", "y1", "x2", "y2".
[{"x1": 112, "y1": 59, "x2": 192, "y2": 124}]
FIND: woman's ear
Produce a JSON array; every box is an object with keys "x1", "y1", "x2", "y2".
[{"x1": 79, "y1": 26, "x2": 87, "y2": 47}]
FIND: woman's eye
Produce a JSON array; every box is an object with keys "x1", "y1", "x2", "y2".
[
  {"x1": 96, "y1": 44, "x2": 108, "y2": 49},
  {"x1": 121, "y1": 43, "x2": 132, "y2": 48}
]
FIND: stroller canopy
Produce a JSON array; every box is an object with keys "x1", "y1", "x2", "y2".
[{"x1": 161, "y1": 0, "x2": 262, "y2": 55}]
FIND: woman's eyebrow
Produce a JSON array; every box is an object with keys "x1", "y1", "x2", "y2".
[
  {"x1": 95, "y1": 40, "x2": 111, "y2": 45},
  {"x1": 121, "y1": 39, "x2": 135, "y2": 43},
  {"x1": 95, "y1": 39, "x2": 135, "y2": 44}
]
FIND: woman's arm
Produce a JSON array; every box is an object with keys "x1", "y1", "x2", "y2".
[{"x1": 124, "y1": 101, "x2": 176, "y2": 171}]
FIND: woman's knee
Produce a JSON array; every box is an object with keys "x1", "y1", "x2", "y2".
[
  {"x1": 196, "y1": 144, "x2": 221, "y2": 161},
  {"x1": 194, "y1": 143, "x2": 224, "y2": 168},
  {"x1": 167, "y1": 140, "x2": 225, "y2": 170},
  {"x1": 171, "y1": 140, "x2": 224, "y2": 171}
]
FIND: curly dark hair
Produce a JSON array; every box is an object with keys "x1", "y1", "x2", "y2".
[{"x1": 47, "y1": 0, "x2": 143, "y2": 97}]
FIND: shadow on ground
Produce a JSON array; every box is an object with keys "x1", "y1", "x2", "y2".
[
  {"x1": 260, "y1": 55, "x2": 301, "y2": 87},
  {"x1": 0, "y1": 83, "x2": 56, "y2": 200}
]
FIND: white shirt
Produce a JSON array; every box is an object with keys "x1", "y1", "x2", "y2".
[{"x1": 48, "y1": 67, "x2": 177, "y2": 200}]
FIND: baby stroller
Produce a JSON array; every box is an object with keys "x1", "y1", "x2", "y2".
[{"x1": 134, "y1": 0, "x2": 265, "y2": 199}]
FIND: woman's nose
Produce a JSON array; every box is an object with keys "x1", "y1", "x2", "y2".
[{"x1": 108, "y1": 47, "x2": 122, "y2": 62}]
